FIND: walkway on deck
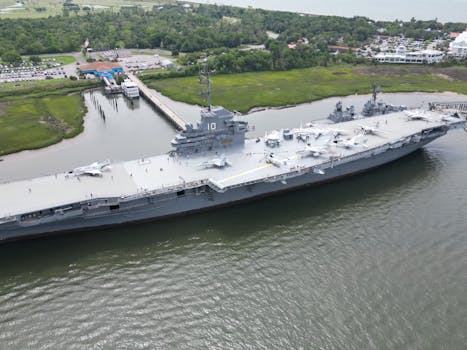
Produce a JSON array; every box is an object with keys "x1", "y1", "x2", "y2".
[{"x1": 126, "y1": 73, "x2": 187, "y2": 130}]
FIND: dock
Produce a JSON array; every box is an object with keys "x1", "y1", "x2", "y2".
[
  {"x1": 102, "y1": 76, "x2": 122, "y2": 94},
  {"x1": 126, "y1": 73, "x2": 187, "y2": 130},
  {"x1": 429, "y1": 101, "x2": 467, "y2": 112}
]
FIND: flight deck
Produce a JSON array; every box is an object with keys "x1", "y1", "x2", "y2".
[{"x1": 1, "y1": 110, "x2": 464, "y2": 221}]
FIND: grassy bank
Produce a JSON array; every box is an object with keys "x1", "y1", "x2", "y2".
[
  {"x1": 0, "y1": 78, "x2": 100, "y2": 156},
  {"x1": 142, "y1": 65, "x2": 467, "y2": 113},
  {"x1": 0, "y1": 78, "x2": 99, "y2": 99}
]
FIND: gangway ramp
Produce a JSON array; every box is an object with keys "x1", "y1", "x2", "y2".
[
  {"x1": 126, "y1": 73, "x2": 187, "y2": 131},
  {"x1": 102, "y1": 76, "x2": 121, "y2": 94}
]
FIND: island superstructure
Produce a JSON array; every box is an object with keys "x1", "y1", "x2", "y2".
[
  {"x1": 0, "y1": 104, "x2": 465, "y2": 241},
  {"x1": 328, "y1": 88, "x2": 407, "y2": 123}
]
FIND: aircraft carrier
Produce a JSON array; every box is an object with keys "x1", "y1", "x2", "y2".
[{"x1": 0, "y1": 104, "x2": 466, "y2": 242}]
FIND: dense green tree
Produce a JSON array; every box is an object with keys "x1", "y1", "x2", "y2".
[
  {"x1": 2, "y1": 50, "x2": 22, "y2": 65},
  {"x1": 29, "y1": 56, "x2": 42, "y2": 65},
  {"x1": 0, "y1": 3, "x2": 463, "y2": 64}
]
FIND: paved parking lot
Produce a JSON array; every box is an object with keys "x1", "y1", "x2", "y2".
[
  {"x1": 0, "y1": 66, "x2": 68, "y2": 83},
  {"x1": 0, "y1": 50, "x2": 175, "y2": 84}
]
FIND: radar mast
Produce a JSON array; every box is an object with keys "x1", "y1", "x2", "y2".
[{"x1": 199, "y1": 63, "x2": 215, "y2": 111}]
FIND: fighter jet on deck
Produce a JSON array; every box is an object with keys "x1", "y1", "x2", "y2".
[{"x1": 69, "y1": 160, "x2": 111, "y2": 177}]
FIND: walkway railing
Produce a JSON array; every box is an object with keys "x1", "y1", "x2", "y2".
[{"x1": 126, "y1": 73, "x2": 187, "y2": 130}]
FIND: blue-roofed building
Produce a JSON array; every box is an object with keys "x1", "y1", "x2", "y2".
[{"x1": 79, "y1": 62, "x2": 123, "y2": 77}]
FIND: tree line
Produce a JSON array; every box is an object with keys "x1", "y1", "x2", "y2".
[
  {"x1": 145, "y1": 45, "x2": 366, "y2": 82},
  {"x1": 0, "y1": 4, "x2": 465, "y2": 58}
]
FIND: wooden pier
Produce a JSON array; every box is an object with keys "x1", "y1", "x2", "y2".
[
  {"x1": 429, "y1": 101, "x2": 467, "y2": 112},
  {"x1": 126, "y1": 73, "x2": 187, "y2": 130}
]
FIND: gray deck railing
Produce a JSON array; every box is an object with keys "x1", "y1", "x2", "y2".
[{"x1": 429, "y1": 101, "x2": 467, "y2": 112}]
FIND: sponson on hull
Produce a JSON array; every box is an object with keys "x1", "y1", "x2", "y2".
[{"x1": 0, "y1": 104, "x2": 465, "y2": 242}]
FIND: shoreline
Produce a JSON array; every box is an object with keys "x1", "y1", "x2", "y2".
[
  {"x1": 0, "y1": 94, "x2": 89, "y2": 157},
  {"x1": 245, "y1": 91, "x2": 466, "y2": 115},
  {"x1": 146, "y1": 65, "x2": 467, "y2": 114},
  {"x1": 0, "y1": 80, "x2": 100, "y2": 157}
]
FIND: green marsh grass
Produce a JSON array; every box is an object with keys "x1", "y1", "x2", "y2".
[
  {"x1": 143, "y1": 65, "x2": 467, "y2": 113},
  {"x1": 0, "y1": 79, "x2": 99, "y2": 155}
]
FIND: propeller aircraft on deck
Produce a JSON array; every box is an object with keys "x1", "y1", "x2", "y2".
[{"x1": 265, "y1": 152, "x2": 288, "y2": 167}]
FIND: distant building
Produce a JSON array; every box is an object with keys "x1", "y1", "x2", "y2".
[
  {"x1": 374, "y1": 46, "x2": 444, "y2": 64},
  {"x1": 449, "y1": 29, "x2": 467, "y2": 58},
  {"x1": 79, "y1": 62, "x2": 123, "y2": 78},
  {"x1": 287, "y1": 38, "x2": 309, "y2": 50},
  {"x1": 328, "y1": 45, "x2": 358, "y2": 54}
]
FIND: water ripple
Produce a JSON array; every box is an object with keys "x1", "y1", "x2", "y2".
[{"x1": 1, "y1": 135, "x2": 467, "y2": 349}]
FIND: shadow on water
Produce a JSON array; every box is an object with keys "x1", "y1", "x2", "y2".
[{"x1": 0, "y1": 148, "x2": 442, "y2": 276}]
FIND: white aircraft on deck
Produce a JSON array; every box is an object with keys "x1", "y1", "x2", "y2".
[
  {"x1": 441, "y1": 114, "x2": 462, "y2": 123},
  {"x1": 265, "y1": 152, "x2": 287, "y2": 167},
  {"x1": 357, "y1": 123, "x2": 385, "y2": 136},
  {"x1": 198, "y1": 154, "x2": 232, "y2": 169},
  {"x1": 294, "y1": 126, "x2": 348, "y2": 140},
  {"x1": 296, "y1": 144, "x2": 328, "y2": 158},
  {"x1": 405, "y1": 110, "x2": 434, "y2": 122},
  {"x1": 70, "y1": 160, "x2": 111, "y2": 177},
  {"x1": 333, "y1": 136, "x2": 368, "y2": 149}
]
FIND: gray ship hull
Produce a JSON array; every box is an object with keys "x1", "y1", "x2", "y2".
[{"x1": 0, "y1": 137, "x2": 435, "y2": 242}]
